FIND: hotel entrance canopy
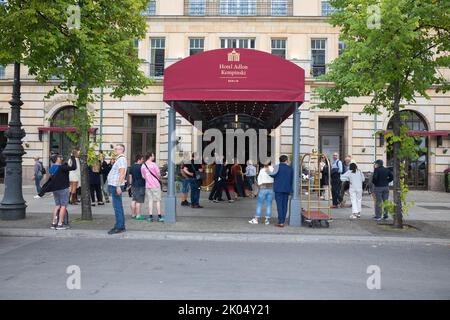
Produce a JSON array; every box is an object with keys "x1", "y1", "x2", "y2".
[
  {"x1": 163, "y1": 48, "x2": 305, "y2": 129},
  {"x1": 163, "y1": 48, "x2": 305, "y2": 226}
]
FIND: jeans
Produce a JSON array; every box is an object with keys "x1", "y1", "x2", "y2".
[
  {"x1": 109, "y1": 185, "x2": 125, "y2": 230},
  {"x1": 374, "y1": 186, "x2": 390, "y2": 218},
  {"x1": 35, "y1": 175, "x2": 43, "y2": 194},
  {"x1": 349, "y1": 188, "x2": 363, "y2": 214},
  {"x1": 275, "y1": 192, "x2": 290, "y2": 224},
  {"x1": 90, "y1": 184, "x2": 103, "y2": 203},
  {"x1": 190, "y1": 179, "x2": 201, "y2": 206},
  {"x1": 255, "y1": 188, "x2": 273, "y2": 218}
]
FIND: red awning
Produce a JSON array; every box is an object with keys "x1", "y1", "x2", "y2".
[
  {"x1": 38, "y1": 127, "x2": 97, "y2": 134},
  {"x1": 408, "y1": 131, "x2": 449, "y2": 137},
  {"x1": 163, "y1": 49, "x2": 305, "y2": 129},
  {"x1": 0, "y1": 125, "x2": 7, "y2": 132}
]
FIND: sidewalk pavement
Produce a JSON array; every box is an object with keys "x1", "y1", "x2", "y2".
[{"x1": 0, "y1": 185, "x2": 449, "y2": 243}]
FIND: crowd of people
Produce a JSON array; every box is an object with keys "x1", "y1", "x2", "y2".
[
  {"x1": 319, "y1": 153, "x2": 394, "y2": 221},
  {"x1": 33, "y1": 146, "x2": 394, "y2": 233}
]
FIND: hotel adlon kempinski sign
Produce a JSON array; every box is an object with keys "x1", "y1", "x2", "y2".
[{"x1": 219, "y1": 49, "x2": 249, "y2": 83}]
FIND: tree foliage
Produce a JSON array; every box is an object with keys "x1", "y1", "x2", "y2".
[
  {"x1": 0, "y1": 0, "x2": 151, "y2": 219},
  {"x1": 315, "y1": 0, "x2": 450, "y2": 228}
]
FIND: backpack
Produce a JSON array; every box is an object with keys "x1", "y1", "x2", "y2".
[{"x1": 39, "y1": 161, "x2": 46, "y2": 175}]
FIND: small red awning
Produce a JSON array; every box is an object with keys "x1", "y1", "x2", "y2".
[
  {"x1": 38, "y1": 127, "x2": 97, "y2": 134},
  {"x1": 0, "y1": 125, "x2": 8, "y2": 132},
  {"x1": 408, "y1": 131, "x2": 449, "y2": 137}
]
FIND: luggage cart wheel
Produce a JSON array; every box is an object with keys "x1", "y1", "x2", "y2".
[{"x1": 321, "y1": 220, "x2": 330, "y2": 228}]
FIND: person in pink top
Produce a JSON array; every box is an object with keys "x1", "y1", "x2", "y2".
[{"x1": 141, "y1": 152, "x2": 164, "y2": 222}]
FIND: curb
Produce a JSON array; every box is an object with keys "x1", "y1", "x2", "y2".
[{"x1": 0, "y1": 228, "x2": 449, "y2": 245}]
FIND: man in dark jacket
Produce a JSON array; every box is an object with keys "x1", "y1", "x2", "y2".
[
  {"x1": 35, "y1": 152, "x2": 77, "y2": 230},
  {"x1": 270, "y1": 155, "x2": 293, "y2": 227},
  {"x1": 372, "y1": 159, "x2": 394, "y2": 221}
]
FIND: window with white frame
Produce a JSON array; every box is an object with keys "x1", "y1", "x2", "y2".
[
  {"x1": 0, "y1": 65, "x2": 5, "y2": 79},
  {"x1": 311, "y1": 39, "x2": 327, "y2": 77},
  {"x1": 150, "y1": 38, "x2": 165, "y2": 77},
  {"x1": 189, "y1": 38, "x2": 205, "y2": 55},
  {"x1": 338, "y1": 41, "x2": 346, "y2": 55},
  {"x1": 188, "y1": 0, "x2": 206, "y2": 16},
  {"x1": 321, "y1": 1, "x2": 337, "y2": 16},
  {"x1": 143, "y1": 0, "x2": 156, "y2": 15},
  {"x1": 272, "y1": 0, "x2": 288, "y2": 16},
  {"x1": 219, "y1": 0, "x2": 256, "y2": 16},
  {"x1": 220, "y1": 38, "x2": 256, "y2": 49},
  {"x1": 271, "y1": 39, "x2": 287, "y2": 59}
]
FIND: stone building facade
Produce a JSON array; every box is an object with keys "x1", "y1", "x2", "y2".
[{"x1": 0, "y1": 0, "x2": 449, "y2": 190}]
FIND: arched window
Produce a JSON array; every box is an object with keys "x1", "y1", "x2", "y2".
[
  {"x1": 49, "y1": 106, "x2": 77, "y2": 159},
  {"x1": 387, "y1": 110, "x2": 429, "y2": 189}
]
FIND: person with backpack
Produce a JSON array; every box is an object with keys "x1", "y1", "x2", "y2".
[
  {"x1": 340, "y1": 162, "x2": 365, "y2": 219},
  {"x1": 32, "y1": 156, "x2": 46, "y2": 194},
  {"x1": 141, "y1": 152, "x2": 164, "y2": 222},
  {"x1": 182, "y1": 153, "x2": 204, "y2": 208},
  {"x1": 34, "y1": 151, "x2": 78, "y2": 230},
  {"x1": 372, "y1": 159, "x2": 394, "y2": 221}
]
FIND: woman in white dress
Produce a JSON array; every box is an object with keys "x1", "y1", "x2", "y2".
[
  {"x1": 340, "y1": 162, "x2": 365, "y2": 219},
  {"x1": 68, "y1": 148, "x2": 81, "y2": 205}
]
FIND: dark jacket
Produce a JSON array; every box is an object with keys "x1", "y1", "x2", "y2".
[
  {"x1": 101, "y1": 160, "x2": 111, "y2": 181},
  {"x1": 270, "y1": 162, "x2": 293, "y2": 194},
  {"x1": 88, "y1": 166, "x2": 101, "y2": 185},
  {"x1": 372, "y1": 166, "x2": 393, "y2": 188},
  {"x1": 214, "y1": 163, "x2": 224, "y2": 180},
  {"x1": 39, "y1": 156, "x2": 77, "y2": 196}
]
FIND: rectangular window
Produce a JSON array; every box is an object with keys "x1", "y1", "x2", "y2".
[
  {"x1": 220, "y1": 0, "x2": 256, "y2": 16},
  {"x1": 321, "y1": 1, "x2": 337, "y2": 16},
  {"x1": 272, "y1": 0, "x2": 288, "y2": 16},
  {"x1": 0, "y1": 113, "x2": 7, "y2": 125},
  {"x1": 271, "y1": 39, "x2": 286, "y2": 59},
  {"x1": 311, "y1": 39, "x2": 327, "y2": 77},
  {"x1": 143, "y1": 0, "x2": 156, "y2": 16},
  {"x1": 338, "y1": 41, "x2": 346, "y2": 55},
  {"x1": 189, "y1": 38, "x2": 205, "y2": 55},
  {"x1": 188, "y1": 0, "x2": 206, "y2": 16},
  {"x1": 0, "y1": 65, "x2": 5, "y2": 79},
  {"x1": 150, "y1": 38, "x2": 165, "y2": 77},
  {"x1": 220, "y1": 38, "x2": 255, "y2": 49}
]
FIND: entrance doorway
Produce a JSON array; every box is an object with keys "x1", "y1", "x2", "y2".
[
  {"x1": 319, "y1": 118, "x2": 345, "y2": 160},
  {"x1": 387, "y1": 110, "x2": 429, "y2": 189},
  {"x1": 130, "y1": 115, "x2": 157, "y2": 162}
]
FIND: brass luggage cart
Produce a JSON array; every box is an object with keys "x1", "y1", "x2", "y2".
[{"x1": 300, "y1": 149, "x2": 333, "y2": 228}]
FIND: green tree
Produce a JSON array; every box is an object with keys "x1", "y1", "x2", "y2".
[
  {"x1": 315, "y1": 0, "x2": 450, "y2": 228},
  {"x1": 0, "y1": 0, "x2": 151, "y2": 220}
]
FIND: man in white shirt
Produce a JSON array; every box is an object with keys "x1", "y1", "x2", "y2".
[{"x1": 107, "y1": 144, "x2": 128, "y2": 234}]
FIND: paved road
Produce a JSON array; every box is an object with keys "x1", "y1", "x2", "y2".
[{"x1": 1, "y1": 237, "x2": 449, "y2": 299}]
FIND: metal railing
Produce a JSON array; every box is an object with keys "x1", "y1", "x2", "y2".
[{"x1": 184, "y1": 0, "x2": 293, "y2": 17}]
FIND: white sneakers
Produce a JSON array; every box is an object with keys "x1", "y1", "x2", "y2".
[
  {"x1": 349, "y1": 213, "x2": 361, "y2": 219},
  {"x1": 33, "y1": 195, "x2": 41, "y2": 199},
  {"x1": 248, "y1": 217, "x2": 270, "y2": 225}
]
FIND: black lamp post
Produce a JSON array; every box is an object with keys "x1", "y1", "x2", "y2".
[{"x1": 0, "y1": 62, "x2": 27, "y2": 220}]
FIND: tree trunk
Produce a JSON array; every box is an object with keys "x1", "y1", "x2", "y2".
[
  {"x1": 392, "y1": 81, "x2": 403, "y2": 228},
  {"x1": 80, "y1": 132, "x2": 92, "y2": 220},
  {"x1": 78, "y1": 86, "x2": 93, "y2": 221}
]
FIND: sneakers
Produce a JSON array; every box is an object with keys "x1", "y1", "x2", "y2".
[
  {"x1": 135, "y1": 215, "x2": 146, "y2": 221},
  {"x1": 382, "y1": 215, "x2": 389, "y2": 220},
  {"x1": 50, "y1": 223, "x2": 57, "y2": 230},
  {"x1": 248, "y1": 218, "x2": 259, "y2": 224},
  {"x1": 56, "y1": 224, "x2": 69, "y2": 230},
  {"x1": 157, "y1": 216, "x2": 165, "y2": 222},
  {"x1": 265, "y1": 218, "x2": 270, "y2": 225},
  {"x1": 228, "y1": 200, "x2": 235, "y2": 203},
  {"x1": 147, "y1": 216, "x2": 154, "y2": 222},
  {"x1": 181, "y1": 200, "x2": 191, "y2": 206},
  {"x1": 34, "y1": 195, "x2": 42, "y2": 199},
  {"x1": 107, "y1": 228, "x2": 126, "y2": 235},
  {"x1": 349, "y1": 214, "x2": 360, "y2": 219},
  {"x1": 372, "y1": 216, "x2": 382, "y2": 221}
]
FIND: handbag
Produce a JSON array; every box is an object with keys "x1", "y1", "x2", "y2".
[{"x1": 144, "y1": 163, "x2": 163, "y2": 190}]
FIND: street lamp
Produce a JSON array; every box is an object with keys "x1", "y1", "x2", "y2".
[{"x1": 0, "y1": 62, "x2": 27, "y2": 220}]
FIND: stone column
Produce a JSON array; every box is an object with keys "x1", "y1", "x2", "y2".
[{"x1": 164, "y1": 102, "x2": 177, "y2": 223}]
